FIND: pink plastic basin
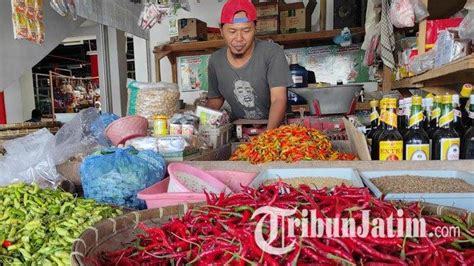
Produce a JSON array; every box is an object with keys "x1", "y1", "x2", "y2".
[
  {"x1": 105, "y1": 115, "x2": 148, "y2": 146},
  {"x1": 167, "y1": 163, "x2": 230, "y2": 194},
  {"x1": 138, "y1": 168, "x2": 257, "y2": 209}
]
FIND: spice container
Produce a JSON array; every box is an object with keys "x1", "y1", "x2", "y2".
[
  {"x1": 360, "y1": 170, "x2": 474, "y2": 211},
  {"x1": 169, "y1": 123, "x2": 182, "y2": 135},
  {"x1": 182, "y1": 122, "x2": 195, "y2": 137},
  {"x1": 153, "y1": 115, "x2": 168, "y2": 136}
]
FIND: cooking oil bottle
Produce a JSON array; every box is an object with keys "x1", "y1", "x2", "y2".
[
  {"x1": 461, "y1": 95, "x2": 474, "y2": 159},
  {"x1": 404, "y1": 96, "x2": 430, "y2": 160},
  {"x1": 432, "y1": 94, "x2": 460, "y2": 160},
  {"x1": 378, "y1": 98, "x2": 403, "y2": 161},
  {"x1": 371, "y1": 98, "x2": 387, "y2": 160}
]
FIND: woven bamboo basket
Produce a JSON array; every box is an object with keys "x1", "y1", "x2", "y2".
[
  {"x1": 71, "y1": 203, "x2": 203, "y2": 265},
  {"x1": 71, "y1": 202, "x2": 472, "y2": 265},
  {"x1": 0, "y1": 121, "x2": 61, "y2": 131}
]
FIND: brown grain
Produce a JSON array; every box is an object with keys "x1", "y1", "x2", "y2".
[
  {"x1": 264, "y1": 177, "x2": 353, "y2": 188},
  {"x1": 371, "y1": 175, "x2": 474, "y2": 193}
]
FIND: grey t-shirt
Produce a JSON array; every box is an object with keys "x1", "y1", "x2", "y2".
[{"x1": 207, "y1": 39, "x2": 293, "y2": 120}]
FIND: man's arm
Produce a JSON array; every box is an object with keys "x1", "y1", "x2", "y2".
[
  {"x1": 267, "y1": 87, "x2": 287, "y2": 129},
  {"x1": 206, "y1": 55, "x2": 224, "y2": 110},
  {"x1": 206, "y1": 97, "x2": 225, "y2": 110}
]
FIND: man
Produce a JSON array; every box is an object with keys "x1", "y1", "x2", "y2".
[
  {"x1": 206, "y1": 0, "x2": 293, "y2": 129},
  {"x1": 26, "y1": 109, "x2": 42, "y2": 122}
]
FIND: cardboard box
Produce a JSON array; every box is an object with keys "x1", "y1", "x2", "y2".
[
  {"x1": 207, "y1": 27, "x2": 222, "y2": 41},
  {"x1": 279, "y1": 2, "x2": 306, "y2": 34},
  {"x1": 178, "y1": 18, "x2": 207, "y2": 42},
  {"x1": 255, "y1": 1, "x2": 279, "y2": 17},
  {"x1": 256, "y1": 15, "x2": 279, "y2": 35}
]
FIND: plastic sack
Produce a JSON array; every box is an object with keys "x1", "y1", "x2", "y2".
[
  {"x1": 459, "y1": 11, "x2": 474, "y2": 41},
  {"x1": 0, "y1": 129, "x2": 63, "y2": 188},
  {"x1": 127, "y1": 79, "x2": 180, "y2": 121},
  {"x1": 91, "y1": 112, "x2": 120, "y2": 146},
  {"x1": 389, "y1": 0, "x2": 415, "y2": 28},
  {"x1": 409, "y1": 0, "x2": 429, "y2": 22},
  {"x1": 409, "y1": 48, "x2": 435, "y2": 75},
  {"x1": 52, "y1": 108, "x2": 102, "y2": 165},
  {"x1": 80, "y1": 147, "x2": 166, "y2": 209},
  {"x1": 125, "y1": 137, "x2": 159, "y2": 152}
]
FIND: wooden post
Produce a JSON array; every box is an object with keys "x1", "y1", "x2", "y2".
[
  {"x1": 49, "y1": 71, "x2": 56, "y2": 121},
  {"x1": 319, "y1": 0, "x2": 326, "y2": 31},
  {"x1": 170, "y1": 56, "x2": 178, "y2": 84},
  {"x1": 417, "y1": 0, "x2": 429, "y2": 55},
  {"x1": 382, "y1": 65, "x2": 392, "y2": 91},
  {"x1": 155, "y1": 56, "x2": 161, "y2": 82}
]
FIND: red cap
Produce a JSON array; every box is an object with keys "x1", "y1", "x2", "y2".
[{"x1": 220, "y1": 0, "x2": 257, "y2": 24}]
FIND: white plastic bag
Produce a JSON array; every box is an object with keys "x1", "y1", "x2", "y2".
[
  {"x1": 389, "y1": 0, "x2": 415, "y2": 28},
  {"x1": 409, "y1": 0, "x2": 429, "y2": 22},
  {"x1": 459, "y1": 11, "x2": 474, "y2": 41},
  {"x1": 0, "y1": 129, "x2": 62, "y2": 187}
]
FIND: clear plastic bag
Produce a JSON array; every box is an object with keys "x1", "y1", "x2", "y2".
[
  {"x1": 389, "y1": 0, "x2": 415, "y2": 28},
  {"x1": 52, "y1": 108, "x2": 102, "y2": 165},
  {"x1": 459, "y1": 11, "x2": 474, "y2": 41},
  {"x1": 127, "y1": 79, "x2": 180, "y2": 120},
  {"x1": 0, "y1": 128, "x2": 62, "y2": 188},
  {"x1": 80, "y1": 147, "x2": 166, "y2": 209},
  {"x1": 409, "y1": 48, "x2": 436, "y2": 75},
  {"x1": 409, "y1": 0, "x2": 429, "y2": 22}
]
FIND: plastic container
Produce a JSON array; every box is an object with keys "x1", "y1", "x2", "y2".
[
  {"x1": 167, "y1": 163, "x2": 231, "y2": 193},
  {"x1": 250, "y1": 168, "x2": 364, "y2": 188},
  {"x1": 288, "y1": 54, "x2": 308, "y2": 88},
  {"x1": 138, "y1": 170, "x2": 257, "y2": 208},
  {"x1": 200, "y1": 123, "x2": 233, "y2": 149},
  {"x1": 360, "y1": 170, "x2": 474, "y2": 211},
  {"x1": 105, "y1": 116, "x2": 148, "y2": 146}
]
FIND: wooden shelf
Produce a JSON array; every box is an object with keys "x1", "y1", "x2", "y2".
[
  {"x1": 154, "y1": 27, "x2": 365, "y2": 83},
  {"x1": 154, "y1": 27, "x2": 365, "y2": 57},
  {"x1": 355, "y1": 102, "x2": 371, "y2": 111},
  {"x1": 391, "y1": 55, "x2": 474, "y2": 90}
]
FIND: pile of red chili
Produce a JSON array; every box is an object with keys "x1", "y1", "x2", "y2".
[
  {"x1": 96, "y1": 182, "x2": 474, "y2": 265},
  {"x1": 230, "y1": 125, "x2": 357, "y2": 164}
]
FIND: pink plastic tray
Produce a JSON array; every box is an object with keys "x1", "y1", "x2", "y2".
[
  {"x1": 167, "y1": 163, "x2": 230, "y2": 193},
  {"x1": 137, "y1": 169, "x2": 256, "y2": 209}
]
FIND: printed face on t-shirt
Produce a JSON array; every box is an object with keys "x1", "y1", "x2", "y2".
[{"x1": 234, "y1": 79, "x2": 256, "y2": 108}]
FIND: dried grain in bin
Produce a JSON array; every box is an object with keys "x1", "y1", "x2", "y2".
[
  {"x1": 167, "y1": 162, "x2": 231, "y2": 194},
  {"x1": 250, "y1": 168, "x2": 364, "y2": 188},
  {"x1": 105, "y1": 116, "x2": 148, "y2": 146},
  {"x1": 360, "y1": 170, "x2": 474, "y2": 211}
]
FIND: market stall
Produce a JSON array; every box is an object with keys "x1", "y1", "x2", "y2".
[{"x1": 1, "y1": 0, "x2": 474, "y2": 265}]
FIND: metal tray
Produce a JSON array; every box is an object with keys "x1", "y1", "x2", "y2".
[
  {"x1": 250, "y1": 168, "x2": 364, "y2": 188},
  {"x1": 360, "y1": 170, "x2": 474, "y2": 211}
]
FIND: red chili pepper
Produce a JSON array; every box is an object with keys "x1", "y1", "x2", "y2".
[{"x1": 2, "y1": 240, "x2": 12, "y2": 248}]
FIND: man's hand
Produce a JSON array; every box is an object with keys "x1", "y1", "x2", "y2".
[
  {"x1": 267, "y1": 87, "x2": 287, "y2": 130},
  {"x1": 206, "y1": 97, "x2": 225, "y2": 110}
]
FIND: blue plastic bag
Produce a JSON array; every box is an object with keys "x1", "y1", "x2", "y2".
[
  {"x1": 80, "y1": 147, "x2": 166, "y2": 209},
  {"x1": 90, "y1": 112, "x2": 120, "y2": 147}
]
